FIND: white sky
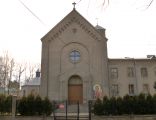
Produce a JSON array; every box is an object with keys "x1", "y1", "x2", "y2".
[{"x1": 0, "y1": 0, "x2": 156, "y2": 64}]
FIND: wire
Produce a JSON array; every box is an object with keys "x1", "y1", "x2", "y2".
[{"x1": 18, "y1": 0, "x2": 45, "y2": 26}]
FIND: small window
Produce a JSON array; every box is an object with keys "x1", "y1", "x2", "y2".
[
  {"x1": 111, "y1": 84, "x2": 119, "y2": 97},
  {"x1": 110, "y1": 68, "x2": 118, "y2": 79},
  {"x1": 141, "y1": 67, "x2": 148, "y2": 77},
  {"x1": 143, "y1": 84, "x2": 149, "y2": 94},
  {"x1": 127, "y1": 67, "x2": 135, "y2": 77},
  {"x1": 129, "y1": 84, "x2": 134, "y2": 95}
]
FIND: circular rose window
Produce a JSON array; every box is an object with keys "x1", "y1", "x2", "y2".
[{"x1": 69, "y1": 50, "x2": 80, "y2": 63}]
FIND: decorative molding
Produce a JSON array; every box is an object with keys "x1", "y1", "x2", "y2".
[
  {"x1": 49, "y1": 16, "x2": 101, "y2": 42},
  {"x1": 72, "y1": 28, "x2": 77, "y2": 34}
]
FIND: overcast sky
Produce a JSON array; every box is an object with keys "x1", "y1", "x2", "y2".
[{"x1": 0, "y1": 0, "x2": 156, "y2": 63}]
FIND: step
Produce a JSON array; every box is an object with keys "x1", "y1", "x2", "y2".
[
  {"x1": 55, "y1": 116, "x2": 89, "y2": 120},
  {"x1": 54, "y1": 112, "x2": 89, "y2": 120},
  {"x1": 56, "y1": 104, "x2": 89, "y2": 113}
]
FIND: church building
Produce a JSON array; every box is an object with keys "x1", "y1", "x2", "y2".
[{"x1": 40, "y1": 6, "x2": 156, "y2": 104}]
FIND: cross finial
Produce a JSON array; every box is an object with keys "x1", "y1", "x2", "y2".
[{"x1": 72, "y1": 2, "x2": 76, "y2": 9}]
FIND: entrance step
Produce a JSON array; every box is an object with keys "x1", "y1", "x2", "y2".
[
  {"x1": 56, "y1": 116, "x2": 88, "y2": 120},
  {"x1": 56, "y1": 104, "x2": 88, "y2": 113},
  {"x1": 55, "y1": 113, "x2": 89, "y2": 120}
]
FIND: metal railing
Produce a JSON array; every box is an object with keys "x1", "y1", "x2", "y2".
[{"x1": 52, "y1": 100, "x2": 93, "y2": 120}]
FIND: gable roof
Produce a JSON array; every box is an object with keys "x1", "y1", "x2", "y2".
[
  {"x1": 22, "y1": 77, "x2": 40, "y2": 86},
  {"x1": 41, "y1": 9, "x2": 106, "y2": 42}
]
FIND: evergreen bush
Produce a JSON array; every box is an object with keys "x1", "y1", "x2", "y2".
[
  {"x1": 0, "y1": 94, "x2": 12, "y2": 114},
  {"x1": 17, "y1": 94, "x2": 53, "y2": 116},
  {"x1": 35, "y1": 95, "x2": 43, "y2": 115},
  {"x1": 93, "y1": 93, "x2": 156, "y2": 116},
  {"x1": 93, "y1": 98, "x2": 103, "y2": 115},
  {"x1": 0, "y1": 94, "x2": 5, "y2": 114},
  {"x1": 42, "y1": 97, "x2": 53, "y2": 116},
  {"x1": 4, "y1": 95, "x2": 12, "y2": 113}
]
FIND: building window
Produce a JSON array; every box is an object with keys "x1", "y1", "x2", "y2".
[
  {"x1": 141, "y1": 67, "x2": 148, "y2": 77},
  {"x1": 111, "y1": 84, "x2": 119, "y2": 97},
  {"x1": 69, "y1": 50, "x2": 80, "y2": 63},
  {"x1": 110, "y1": 68, "x2": 118, "y2": 79},
  {"x1": 143, "y1": 84, "x2": 149, "y2": 94},
  {"x1": 127, "y1": 67, "x2": 135, "y2": 77},
  {"x1": 129, "y1": 84, "x2": 134, "y2": 95}
]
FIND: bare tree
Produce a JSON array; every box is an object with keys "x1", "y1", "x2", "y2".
[
  {"x1": 23, "y1": 63, "x2": 40, "y2": 84},
  {"x1": 8, "y1": 58, "x2": 15, "y2": 95},
  {"x1": 0, "y1": 51, "x2": 15, "y2": 95},
  {"x1": 27, "y1": 63, "x2": 39, "y2": 81},
  {"x1": 0, "y1": 57, "x2": 5, "y2": 88},
  {"x1": 13, "y1": 62, "x2": 26, "y2": 96}
]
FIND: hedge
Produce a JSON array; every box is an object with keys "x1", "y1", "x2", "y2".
[
  {"x1": 93, "y1": 94, "x2": 156, "y2": 115},
  {"x1": 17, "y1": 94, "x2": 54, "y2": 116},
  {"x1": 0, "y1": 94, "x2": 54, "y2": 116},
  {"x1": 0, "y1": 94, "x2": 12, "y2": 115}
]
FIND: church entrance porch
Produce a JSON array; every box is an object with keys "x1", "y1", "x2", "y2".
[{"x1": 68, "y1": 75, "x2": 83, "y2": 104}]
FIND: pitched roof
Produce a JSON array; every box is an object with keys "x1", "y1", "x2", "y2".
[
  {"x1": 41, "y1": 9, "x2": 106, "y2": 42},
  {"x1": 23, "y1": 77, "x2": 40, "y2": 86}
]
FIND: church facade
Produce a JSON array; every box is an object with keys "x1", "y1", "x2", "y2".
[{"x1": 40, "y1": 8, "x2": 156, "y2": 103}]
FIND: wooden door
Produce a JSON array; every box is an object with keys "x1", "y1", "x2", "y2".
[{"x1": 68, "y1": 84, "x2": 83, "y2": 104}]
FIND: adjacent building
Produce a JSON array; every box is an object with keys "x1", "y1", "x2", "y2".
[{"x1": 21, "y1": 70, "x2": 40, "y2": 96}]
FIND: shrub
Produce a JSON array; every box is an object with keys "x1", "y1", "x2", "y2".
[
  {"x1": 4, "y1": 95, "x2": 12, "y2": 113},
  {"x1": 35, "y1": 95, "x2": 43, "y2": 115},
  {"x1": 146, "y1": 94, "x2": 153, "y2": 114},
  {"x1": 116, "y1": 97, "x2": 123, "y2": 115},
  {"x1": 17, "y1": 94, "x2": 53, "y2": 116},
  {"x1": 17, "y1": 96, "x2": 28, "y2": 115},
  {"x1": 0, "y1": 94, "x2": 12, "y2": 114},
  {"x1": 0, "y1": 94, "x2": 6, "y2": 114},
  {"x1": 103, "y1": 96, "x2": 109, "y2": 115},
  {"x1": 93, "y1": 93, "x2": 156, "y2": 115},
  {"x1": 26, "y1": 94, "x2": 36, "y2": 115},
  {"x1": 42, "y1": 97, "x2": 53, "y2": 116},
  {"x1": 93, "y1": 98, "x2": 103, "y2": 115}
]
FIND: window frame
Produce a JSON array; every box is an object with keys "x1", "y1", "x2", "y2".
[
  {"x1": 129, "y1": 84, "x2": 135, "y2": 95},
  {"x1": 110, "y1": 68, "x2": 118, "y2": 79},
  {"x1": 127, "y1": 67, "x2": 135, "y2": 77},
  {"x1": 69, "y1": 50, "x2": 81, "y2": 63},
  {"x1": 141, "y1": 67, "x2": 148, "y2": 77},
  {"x1": 111, "y1": 84, "x2": 119, "y2": 97}
]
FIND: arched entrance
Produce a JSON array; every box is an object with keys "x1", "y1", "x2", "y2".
[{"x1": 68, "y1": 75, "x2": 83, "y2": 104}]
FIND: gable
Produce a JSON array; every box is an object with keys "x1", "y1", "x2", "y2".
[{"x1": 41, "y1": 9, "x2": 106, "y2": 42}]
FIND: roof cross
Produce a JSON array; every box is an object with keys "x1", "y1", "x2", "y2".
[{"x1": 72, "y1": 2, "x2": 76, "y2": 9}]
